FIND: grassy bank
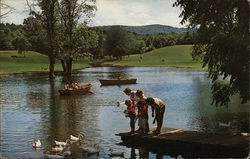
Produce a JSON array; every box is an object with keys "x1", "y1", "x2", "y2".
[
  {"x1": 0, "y1": 45, "x2": 203, "y2": 74},
  {"x1": 103, "y1": 45, "x2": 203, "y2": 69},
  {"x1": 0, "y1": 50, "x2": 90, "y2": 74}
]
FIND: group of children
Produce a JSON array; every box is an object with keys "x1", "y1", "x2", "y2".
[{"x1": 122, "y1": 88, "x2": 166, "y2": 135}]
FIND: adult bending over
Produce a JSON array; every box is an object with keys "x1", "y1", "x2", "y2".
[{"x1": 146, "y1": 97, "x2": 166, "y2": 134}]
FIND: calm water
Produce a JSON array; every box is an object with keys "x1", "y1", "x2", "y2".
[{"x1": 0, "y1": 67, "x2": 249, "y2": 159}]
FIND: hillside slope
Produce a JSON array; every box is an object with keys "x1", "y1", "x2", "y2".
[
  {"x1": 104, "y1": 45, "x2": 203, "y2": 69},
  {"x1": 0, "y1": 51, "x2": 90, "y2": 74}
]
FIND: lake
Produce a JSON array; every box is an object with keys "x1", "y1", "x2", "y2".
[{"x1": 0, "y1": 67, "x2": 249, "y2": 158}]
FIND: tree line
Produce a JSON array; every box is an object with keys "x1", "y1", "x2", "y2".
[{"x1": 0, "y1": 22, "x2": 197, "y2": 59}]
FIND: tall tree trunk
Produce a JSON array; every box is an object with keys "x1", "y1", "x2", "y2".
[
  {"x1": 49, "y1": 57, "x2": 55, "y2": 79},
  {"x1": 44, "y1": 0, "x2": 57, "y2": 79},
  {"x1": 60, "y1": 59, "x2": 67, "y2": 72},
  {"x1": 66, "y1": 57, "x2": 73, "y2": 75}
]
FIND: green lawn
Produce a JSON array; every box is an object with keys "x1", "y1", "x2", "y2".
[
  {"x1": 0, "y1": 51, "x2": 91, "y2": 74},
  {"x1": 104, "y1": 45, "x2": 204, "y2": 69},
  {"x1": 0, "y1": 45, "x2": 204, "y2": 74}
]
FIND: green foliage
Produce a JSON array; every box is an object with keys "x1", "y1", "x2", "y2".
[
  {"x1": 103, "y1": 26, "x2": 197, "y2": 58},
  {"x1": 90, "y1": 27, "x2": 104, "y2": 59},
  {"x1": 137, "y1": 32, "x2": 196, "y2": 52},
  {"x1": 174, "y1": 0, "x2": 249, "y2": 106},
  {"x1": 0, "y1": 29, "x2": 13, "y2": 49},
  {"x1": 65, "y1": 24, "x2": 99, "y2": 59},
  {"x1": 0, "y1": 23, "x2": 27, "y2": 50},
  {"x1": 12, "y1": 35, "x2": 31, "y2": 57},
  {"x1": 57, "y1": 0, "x2": 97, "y2": 74},
  {"x1": 104, "y1": 26, "x2": 137, "y2": 59},
  {"x1": 23, "y1": 16, "x2": 49, "y2": 54},
  {"x1": 35, "y1": 0, "x2": 58, "y2": 78}
]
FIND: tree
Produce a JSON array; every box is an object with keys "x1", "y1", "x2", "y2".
[
  {"x1": 36, "y1": 0, "x2": 58, "y2": 79},
  {"x1": 0, "y1": 28, "x2": 13, "y2": 49},
  {"x1": 65, "y1": 24, "x2": 99, "y2": 61},
  {"x1": 57, "y1": 0, "x2": 96, "y2": 75},
  {"x1": 23, "y1": 16, "x2": 49, "y2": 54},
  {"x1": 104, "y1": 26, "x2": 137, "y2": 60},
  {"x1": 174, "y1": 0, "x2": 249, "y2": 106},
  {"x1": 13, "y1": 36, "x2": 31, "y2": 57},
  {"x1": 90, "y1": 27, "x2": 104, "y2": 59}
]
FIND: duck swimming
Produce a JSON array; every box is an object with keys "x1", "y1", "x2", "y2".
[
  {"x1": 70, "y1": 134, "x2": 83, "y2": 141},
  {"x1": 51, "y1": 145, "x2": 64, "y2": 152},
  {"x1": 33, "y1": 139, "x2": 41, "y2": 148},
  {"x1": 54, "y1": 139, "x2": 70, "y2": 147}
]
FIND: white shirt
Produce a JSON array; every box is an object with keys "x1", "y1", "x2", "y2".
[{"x1": 153, "y1": 98, "x2": 165, "y2": 109}]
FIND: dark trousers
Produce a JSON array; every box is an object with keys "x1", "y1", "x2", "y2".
[
  {"x1": 146, "y1": 118, "x2": 149, "y2": 132},
  {"x1": 130, "y1": 115, "x2": 136, "y2": 131},
  {"x1": 156, "y1": 107, "x2": 165, "y2": 132}
]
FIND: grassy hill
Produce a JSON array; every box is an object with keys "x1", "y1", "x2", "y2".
[
  {"x1": 103, "y1": 45, "x2": 203, "y2": 69},
  {"x1": 0, "y1": 51, "x2": 90, "y2": 74},
  {"x1": 100, "y1": 24, "x2": 195, "y2": 34},
  {"x1": 0, "y1": 45, "x2": 203, "y2": 74}
]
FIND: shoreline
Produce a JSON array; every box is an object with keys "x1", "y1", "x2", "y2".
[
  {"x1": 0, "y1": 64, "x2": 207, "y2": 76},
  {"x1": 0, "y1": 45, "x2": 205, "y2": 75}
]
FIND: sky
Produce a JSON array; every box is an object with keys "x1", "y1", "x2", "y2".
[{"x1": 2, "y1": 0, "x2": 184, "y2": 27}]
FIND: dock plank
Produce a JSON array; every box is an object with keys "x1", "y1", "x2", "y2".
[{"x1": 117, "y1": 127, "x2": 249, "y2": 158}]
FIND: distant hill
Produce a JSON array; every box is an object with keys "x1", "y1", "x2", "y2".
[{"x1": 100, "y1": 24, "x2": 195, "y2": 34}]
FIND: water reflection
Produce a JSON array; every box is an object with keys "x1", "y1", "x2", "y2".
[
  {"x1": 106, "y1": 67, "x2": 131, "y2": 79},
  {"x1": 0, "y1": 67, "x2": 248, "y2": 158}
]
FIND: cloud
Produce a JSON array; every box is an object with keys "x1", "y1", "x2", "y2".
[
  {"x1": 2, "y1": 0, "x2": 29, "y2": 24},
  {"x1": 91, "y1": 0, "x2": 183, "y2": 27},
  {"x1": 3, "y1": 0, "x2": 184, "y2": 27}
]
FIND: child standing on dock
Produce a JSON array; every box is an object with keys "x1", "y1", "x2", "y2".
[
  {"x1": 137, "y1": 101, "x2": 149, "y2": 134},
  {"x1": 123, "y1": 88, "x2": 140, "y2": 106},
  {"x1": 124, "y1": 99, "x2": 136, "y2": 134},
  {"x1": 146, "y1": 97, "x2": 166, "y2": 135},
  {"x1": 136, "y1": 89, "x2": 149, "y2": 133}
]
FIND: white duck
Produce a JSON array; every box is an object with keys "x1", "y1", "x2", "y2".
[
  {"x1": 241, "y1": 132, "x2": 250, "y2": 136},
  {"x1": 51, "y1": 145, "x2": 64, "y2": 152},
  {"x1": 54, "y1": 139, "x2": 70, "y2": 147},
  {"x1": 33, "y1": 139, "x2": 42, "y2": 148},
  {"x1": 70, "y1": 134, "x2": 84, "y2": 142}
]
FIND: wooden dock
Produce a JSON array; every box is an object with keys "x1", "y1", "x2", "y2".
[{"x1": 116, "y1": 127, "x2": 249, "y2": 158}]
